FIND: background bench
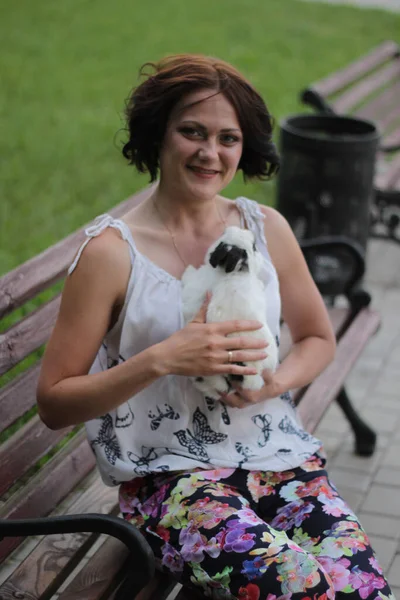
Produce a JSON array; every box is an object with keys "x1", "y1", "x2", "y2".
[
  {"x1": 301, "y1": 40, "x2": 400, "y2": 244},
  {"x1": 0, "y1": 187, "x2": 380, "y2": 600}
]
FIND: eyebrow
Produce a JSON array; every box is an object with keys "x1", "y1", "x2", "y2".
[{"x1": 179, "y1": 120, "x2": 241, "y2": 133}]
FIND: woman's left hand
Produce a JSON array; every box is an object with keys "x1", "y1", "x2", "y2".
[{"x1": 220, "y1": 369, "x2": 282, "y2": 409}]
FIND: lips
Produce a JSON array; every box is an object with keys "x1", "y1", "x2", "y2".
[{"x1": 188, "y1": 165, "x2": 220, "y2": 175}]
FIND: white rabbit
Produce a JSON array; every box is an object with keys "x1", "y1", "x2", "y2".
[{"x1": 181, "y1": 226, "x2": 278, "y2": 400}]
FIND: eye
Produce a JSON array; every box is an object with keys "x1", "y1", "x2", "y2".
[
  {"x1": 179, "y1": 126, "x2": 203, "y2": 138},
  {"x1": 220, "y1": 134, "x2": 241, "y2": 145}
]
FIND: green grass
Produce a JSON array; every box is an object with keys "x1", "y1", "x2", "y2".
[{"x1": 1, "y1": 0, "x2": 399, "y2": 277}]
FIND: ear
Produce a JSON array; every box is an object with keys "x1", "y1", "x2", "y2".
[{"x1": 209, "y1": 242, "x2": 230, "y2": 268}]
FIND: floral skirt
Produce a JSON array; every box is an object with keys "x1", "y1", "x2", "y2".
[{"x1": 119, "y1": 455, "x2": 393, "y2": 600}]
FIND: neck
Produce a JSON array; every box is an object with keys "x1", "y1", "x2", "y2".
[{"x1": 150, "y1": 184, "x2": 227, "y2": 237}]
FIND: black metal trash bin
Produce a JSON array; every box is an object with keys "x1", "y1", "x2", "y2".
[{"x1": 277, "y1": 114, "x2": 380, "y2": 253}]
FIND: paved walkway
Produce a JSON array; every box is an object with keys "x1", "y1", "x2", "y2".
[
  {"x1": 299, "y1": 0, "x2": 400, "y2": 12},
  {"x1": 313, "y1": 237, "x2": 400, "y2": 595}
]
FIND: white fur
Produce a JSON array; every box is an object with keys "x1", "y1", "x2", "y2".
[{"x1": 181, "y1": 226, "x2": 279, "y2": 400}]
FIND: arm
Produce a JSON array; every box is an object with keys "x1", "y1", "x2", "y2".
[
  {"x1": 266, "y1": 206, "x2": 336, "y2": 393},
  {"x1": 37, "y1": 230, "x2": 165, "y2": 429}
]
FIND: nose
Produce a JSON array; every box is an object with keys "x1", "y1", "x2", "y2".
[{"x1": 197, "y1": 139, "x2": 219, "y2": 161}]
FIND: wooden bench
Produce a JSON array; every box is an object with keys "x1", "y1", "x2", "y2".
[
  {"x1": 301, "y1": 40, "x2": 400, "y2": 244},
  {"x1": 0, "y1": 187, "x2": 381, "y2": 600}
]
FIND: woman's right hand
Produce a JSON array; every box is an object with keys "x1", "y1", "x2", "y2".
[{"x1": 158, "y1": 294, "x2": 269, "y2": 377}]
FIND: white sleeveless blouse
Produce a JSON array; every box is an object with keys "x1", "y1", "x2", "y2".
[{"x1": 69, "y1": 197, "x2": 322, "y2": 486}]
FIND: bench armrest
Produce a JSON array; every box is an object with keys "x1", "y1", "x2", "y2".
[
  {"x1": 0, "y1": 513, "x2": 155, "y2": 599},
  {"x1": 299, "y1": 235, "x2": 367, "y2": 308}
]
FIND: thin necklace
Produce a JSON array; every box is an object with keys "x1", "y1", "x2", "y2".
[{"x1": 153, "y1": 198, "x2": 228, "y2": 268}]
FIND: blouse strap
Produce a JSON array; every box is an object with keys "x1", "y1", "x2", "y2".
[
  {"x1": 68, "y1": 213, "x2": 137, "y2": 275},
  {"x1": 235, "y1": 197, "x2": 268, "y2": 248}
]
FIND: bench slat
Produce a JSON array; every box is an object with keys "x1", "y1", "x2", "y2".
[
  {"x1": 0, "y1": 363, "x2": 40, "y2": 434},
  {"x1": 381, "y1": 104, "x2": 400, "y2": 133},
  {"x1": 1, "y1": 535, "x2": 97, "y2": 600},
  {"x1": 356, "y1": 81, "x2": 400, "y2": 123},
  {"x1": 0, "y1": 431, "x2": 95, "y2": 563},
  {"x1": 311, "y1": 40, "x2": 399, "y2": 98},
  {"x1": 0, "y1": 415, "x2": 73, "y2": 499},
  {"x1": 332, "y1": 61, "x2": 400, "y2": 114},
  {"x1": 0, "y1": 188, "x2": 153, "y2": 319},
  {"x1": 0, "y1": 296, "x2": 60, "y2": 377},
  {"x1": 0, "y1": 477, "x2": 118, "y2": 599},
  {"x1": 57, "y1": 537, "x2": 128, "y2": 600},
  {"x1": 298, "y1": 307, "x2": 381, "y2": 432}
]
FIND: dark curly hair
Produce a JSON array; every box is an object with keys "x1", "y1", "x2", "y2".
[{"x1": 122, "y1": 54, "x2": 280, "y2": 182}]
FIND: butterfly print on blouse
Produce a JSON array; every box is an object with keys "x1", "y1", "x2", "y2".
[
  {"x1": 174, "y1": 408, "x2": 227, "y2": 461},
  {"x1": 205, "y1": 397, "x2": 231, "y2": 425},
  {"x1": 275, "y1": 449, "x2": 314, "y2": 467},
  {"x1": 252, "y1": 413, "x2": 273, "y2": 448},
  {"x1": 91, "y1": 414, "x2": 122, "y2": 466},
  {"x1": 274, "y1": 448, "x2": 294, "y2": 466},
  {"x1": 148, "y1": 404, "x2": 180, "y2": 431},
  {"x1": 115, "y1": 405, "x2": 135, "y2": 428},
  {"x1": 101, "y1": 343, "x2": 126, "y2": 370},
  {"x1": 127, "y1": 447, "x2": 170, "y2": 477},
  {"x1": 278, "y1": 416, "x2": 313, "y2": 441},
  {"x1": 280, "y1": 391, "x2": 295, "y2": 408},
  {"x1": 235, "y1": 442, "x2": 257, "y2": 468}
]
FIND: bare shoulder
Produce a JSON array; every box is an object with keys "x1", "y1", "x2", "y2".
[
  {"x1": 258, "y1": 204, "x2": 290, "y2": 232},
  {"x1": 68, "y1": 228, "x2": 131, "y2": 301},
  {"x1": 257, "y1": 204, "x2": 301, "y2": 275}
]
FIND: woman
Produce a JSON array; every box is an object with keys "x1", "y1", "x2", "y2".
[{"x1": 37, "y1": 55, "x2": 393, "y2": 599}]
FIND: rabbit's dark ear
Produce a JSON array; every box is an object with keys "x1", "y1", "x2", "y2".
[{"x1": 209, "y1": 242, "x2": 230, "y2": 268}]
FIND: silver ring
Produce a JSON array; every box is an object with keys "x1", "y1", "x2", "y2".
[{"x1": 228, "y1": 350, "x2": 233, "y2": 363}]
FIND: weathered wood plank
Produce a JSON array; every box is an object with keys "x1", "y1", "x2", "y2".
[
  {"x1": 0, "y1": 187, "x2": 153, "y2": 319},
  {"x1": 0, "y1": 415, "x2": 73, "y2": 499},
  {"x1": 375, "y1": 102, "x2": 400, "y2": 134},
  {"x1": 312, "y1": 40, "x2": 399, "y2": 98},
  {"x1": 57, "y1": 537, "x2": 128, "y2": 600},
  {"x1": 356, "y1": 81, "x2": 400, "y2": 122},
  {"x1": 0, "y1": 478, "x2": 118, "y2": 600},
  {"x1": 0, "y1": 431, "x2": 95, "y2": 563},
  {"x1": 332, "y1": 62, "x2": 400, "y2": 114},
  {"x1": 0, "y1": 363, "x2": 40, "y2": 435},
  {"x1": 0, "y1": 295, "x2": 60, "y2": 377},
  {"x1": 298, "y1": 308, "x2": 381, "y2": 432}
]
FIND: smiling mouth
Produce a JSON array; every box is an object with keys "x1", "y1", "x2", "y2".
[{"x1": 187, "y1": 165, "x2": 220, "y2": 175}]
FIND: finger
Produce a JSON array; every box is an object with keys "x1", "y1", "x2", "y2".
[
  {"x1": 217, "y1": 320, "x2": 264, "y2": 335},
  {"x1": 222, "y1": 393, "x2": 248, "y2": 409},
  {"x1": 225, "y1": 350, "x2": 268, "y2": 364},
  {"x1": 215, "y1": 364, "x2": 258, "y2": 376},
  {"x1": 221, "y1": 337, "x2": 269, "y2": 351},
  {"x1": 191, "y1": 292, "x2": 211, "y2": 324}
]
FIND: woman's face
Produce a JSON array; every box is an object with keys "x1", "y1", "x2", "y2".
[{"x1": 158, "y1": 88, "x2": 243, "y2": 201}]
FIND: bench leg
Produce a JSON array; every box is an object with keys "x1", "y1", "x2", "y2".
[{"x1": 336, "y1": 387, "x2": 377, "y2": 456}]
